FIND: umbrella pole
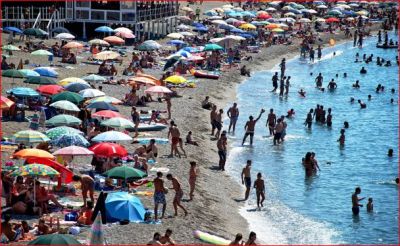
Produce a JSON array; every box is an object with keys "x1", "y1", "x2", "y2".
[{"x1": 34, "y1": 178, "x2": 36, "y2": 207}]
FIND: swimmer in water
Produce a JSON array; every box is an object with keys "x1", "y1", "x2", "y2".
[
  {"x1": 315, "y1": 73, "x2": 323, "y2": 88},
  {"x1": 350, "y1": 97, "x2": 355, "y2": 103},
  {"x1": 360, "y1": 67, "x2": 367, "y2": 74},
  {"x1": 368, "y1": 95, "x2": 372, "y2": 100},
  {"x1": 298, "y1": 89, "x2": 306, "y2": 97},
  {"x1": 327, "y1": 79, "x2": 337, "y2": 90},
  {"x1": 396, "y1": 178, "x2": 399, "y2": 184},
  {"x1": 390, "y1": 98, "x2": 394, "y2": 104},
  {"x1": 352, "y1": 187, "x2": 365, "y2": 216},
  {"x1": 358, "y1": 100, "x2": 367, "y2": 109},
  {"x1": 352, "y1": 80, "x2": 360, "y2": 88},
  {"x1": 286, "y1": 109, "x2": 295, "y2": 118},
  {"x1": 333, "y1": 52, "x2": 336, "y2": 56},
  {"x1": 344, "y1": 121, "x2": 349, "y2": 128},
  {"x1": 388, "y1": 148, "x2": 393, "y2": 157},
  {"x1": 337, "y1": 129, "x2": 345, "y2": 146},
  {"x1": 366, "y1": 198, "x2": 373, "y2": 212},
  {"x1": 391, "y1": 88, "x2": 395, "y2": 93},
  {"x1": 343, "y1": 73, "x2": 347, "y2": 78}
]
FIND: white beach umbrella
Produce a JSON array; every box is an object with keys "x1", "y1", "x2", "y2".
[
  {"x1": 177, "y1": 24, "x2": 190, "y2": 30},
  {"x1": 79, "y1": 89, "x2": 106, "y2": 98},
  {"x1": 167, "y1": 33, "x2": 184, "y2": 39},
  {"x1": 114, "y1": 27, "x2": 133, "y2": 33},
  {"x1": 284, "y1": 12, "x2": 296, "y2": 17},
  {"x1": 209, "y1": 16, "x2": 223, "y2": 20},
  {"x1": 222, "y1": 4, "x2": 234, "y2": 9},
  {"x1": 266, "y1": 7, "x2": 277, "y2": 12},
  {"x1": 88, "y1": 39, "x2": 110, "y2": 46},
  {"x1": 299, "y1": 18, "x2": 311, "y2": 23},
  {"x1": 179, "y1": 31, "x2": 194, "y2": 36},
  {"x1": 211, "y1": 20, "x2": 228, "y2": 25},
  {"x1": 55, "y1": 33, "x2": 75, "y2": 40},
  {"x1": 316, "y1": 5, "x2": 328, "y2": 9}
]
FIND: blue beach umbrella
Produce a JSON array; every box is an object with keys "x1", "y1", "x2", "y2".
[
  {"x1": 239, "y1": 33, "x2": 254, "y2": 39},
  {"x1": 167, "y1": 40, "x2": 186, "y2": 46},
  {"x1": 182, "y1": 47, "x2": 199, "y2": 53},
  {"x1": 7, "y1": 87, "x2": 39, "y2": 97},
  {"x1": 228, "y1": 12, "x2": 243, "y2": 17},
  {"x1": 241, "y1": 11, "x2": 256, "y2": 17},
  {"x1": 105, "y1": 192, "x2": 146, "y2": 222},
  {"x1": 34, "y1": 67, "x2": 58, "y2": 78},
  {"x1": 175, "y1": 50, "x2": 192, "y2": 57},
  {"x1": 4, "y1": 26, "x2": 23, "y2": 34},
  {"x1": 193, "y1": 26, "x2": 209, "y2": 32},
  {"x1": 205, "y1": 10, "x2": 218, "y2": 16},
  {"x1": 95, "y1": 26, "x2": 115, "y2": 33},
  {"x1": 52, "y1": 134, "x2": 89, "y2": 147},
  {"x1": 219, "y1": 24, "x2": 234, "y2": 30},
  {"x1": 64, "y1": 82, "x2": 91, "y2": 93},
  {"x1": 230, "y1": 28, "x2": 245, "y2": 34}
]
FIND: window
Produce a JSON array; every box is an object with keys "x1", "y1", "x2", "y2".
[
  {"x1": 107, "y1": 11, "x2": 120, "y2": 21},
  {"x1": 67, "y1": 9, "x2": 73, "y2": 19},
  {"x1": 122, "y1": 12, "x2": 135, "y2": 22},
  {"x1": 121, "y1": 1, "x2": 135, "y2": 9},
  {"x1": 66, "y1": 2, "x2": 73, "y2": 8},
  {"x1": 76, "y1": 1, "x2": 90, "y2": 8},
  {"x1": 92, "y1": 1, "x2": 119, "y2": 10},
  {"x1": 91, "y1": 11, "x2": 105, "y2": 20},
  {"x1": 76, "y1": 10, "x2": 89, "y2": 20}
]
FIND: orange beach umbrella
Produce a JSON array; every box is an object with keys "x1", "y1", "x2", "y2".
[{"x1": 13, "y1": 148, "x2": 55, "y2": 159}]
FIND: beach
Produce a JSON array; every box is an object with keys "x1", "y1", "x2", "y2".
[{"x1": 0, "y1": 1, "x2": 394, "y2": 244}]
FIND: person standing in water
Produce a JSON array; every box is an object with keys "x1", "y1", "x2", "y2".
[
  {"x1": 315, "y1": 73, "x2": 323, "y2": 88},
  {"x1": 241, "y1": 160, "x2": 252, "y2": 201},
  {"x1": 352, "y1": 187, "x2": 365, "y2": 215},
  {"x1": 279, "y1": 76, "x2": 286, "y2": 97},
  {"x1": 254, "y1": 173, "x2": 265, "y2": 210},
  {"x1": 285, "y1": 76, "x2": 291, "y2": 95},
  {"x1": 326, "y1": 108, "x2": 333, "y2": 127},
  {"x1": 309, "y1": 47, "x2": 315, "y2": 62},
  {"x1": 279, "y1": 58, "x2": 286, "y2": 78},
  {"x1": 305, "y1": 109, "x2": 314, "y2": 129},
  {"x1": 266, "y1": 109, "x2": 276, "y2": 136},
  {"x1": 317, "y1": 45, "x2": 322, "y2": 59},
  {"x1": 242, "y1": 109, "x2": 265, "y2": 146},
  {"x1": 337, "y1": 129, "x2": 345, "y2": 146},
  {"x1": 271, "y1": 72, "x2": 278, "y2": 92},
  {"x1": 227, "y1": 103, "x2": 239, "y2": 133}
]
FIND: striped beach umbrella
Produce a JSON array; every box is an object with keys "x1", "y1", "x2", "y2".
[
  {"x1": 53, "y1": 146, "x2": 94, "y2": 156},
  {"x1": 52, "y1": 134, "x2": 89, "y2": 147},
  {"x1": 12, "y1": 130, "x2": 50, "y2": 143},
  {"x1": 45, "y1": 126, "x2": 83, "y2": 140},
  {"x1": 31, "y1": 49, "x2": 53, "y2": 56},
  {"x1": 58, "y1": 77, "x2": 88, "y2": 86},
  {"x1": 50, "y1": 100, "x2": 80, "y2": 112},
  {"x1": 87, "y1": 96, "x2": 122, "y2": 105}
]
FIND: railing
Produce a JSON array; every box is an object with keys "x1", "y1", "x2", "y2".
[
  {"x1": 137, "y1": 6, "x2": 178, "y2": 22},
  {"x1": 2, "y1": 6, "x2": 66, "y2": 21}
]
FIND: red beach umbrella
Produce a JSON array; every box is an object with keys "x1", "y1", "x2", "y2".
[
  {"x1": 325, "y1": 17, "x2": 340, "y2": 23},
  {"x1": 103, "y1": 36, "x2": 125, "y2": 45},
  {"x1": 37, "y1": 85, "x2": 65, "y2": 95},
  {"x1": 91, "y1": 110, "x2": 123, "y2": 119},
  {"x1": 257, "y1": 13, "x2": 272, "y2": 20},
  {"x1": 89, "y1": 142, "x2": 128, "y2": 158}
]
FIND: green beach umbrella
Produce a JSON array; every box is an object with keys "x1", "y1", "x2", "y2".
[
  {"x1": 31, "y1": 49, "x2": 53, "y2": 56},
  {"x1": 2, "y1": 69, "x2": 26, "y2": 78},
  {"x1": 204, "y1": 43, "x2": 224, "y2": 51},
  {"x1": 101, "y1": 117, "x2": 135, "y2": 129},
  {"x1": 23, "y1": 28, "x2": 47, "y2": 37},
  {"x1": 46, "y1": 114, "x2": 82, "y2": 127},
  {"x1": 45, "y1": 126, "x2": 83, "y2": 140},
  {"x1": 28, "y1": 234, "x2": 81, "y2": 245},
  {"x1": 12, "y1": 130, "x2": 50, "y2": 143},
  {"x1": 50, "y1": 100, "x2": 80, "y2": 112},
  {"x1": 2, "y1": 44, "x2": 20, "y2": 51},
  {"x1": 18, "y1": 69, "x2": 40, "y2": 77},
  {"x1": 104, "y1": 165, "x2": 147, "y2": 180},
  {"x1": 24, "y1": 76, "x2": 56, "y2": 85},
  {"x1": 51, "y1": 91, "x2": 84, "y2": 104}
]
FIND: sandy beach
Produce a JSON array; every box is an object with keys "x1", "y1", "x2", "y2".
[{"x1": 1, "y1": 1, "x2": 387, "y2": 244}]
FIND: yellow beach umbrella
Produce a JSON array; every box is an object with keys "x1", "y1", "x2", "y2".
[
  {"x1": 266, "y1": 23, "x2": 280, "y2": 29},
  {"x1": 13, "y1": 148, "x2": 54, "y2": 159},
  {"x1": 58, "y1": 77, "x2": 88, "y2": 86},
  {"x1": 239, "y1": 23, "x2": 257, "y2": 30},
  {"x1": 164, "y1": 75, "x2": 187, "y2": 84},
  {"x1": 272, "y1": 28, "x2": 285, "y2": 33},
  {"x1": 93, "y1": 51, "x2": 120, "y2": 61}
]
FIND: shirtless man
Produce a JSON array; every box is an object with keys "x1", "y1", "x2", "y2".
[
  {"x1": 266, "y1": 109, "x2": 276, "y2": 136},
  {"x1": 241, "y1": 160, "x2": 252, "y2": 200},
  {"x1": 148, "y1": 232, "x2": 162, "y2": 245},
  {"x1": 210, "y1": 105, "x2": 218, "y2": 136},
  {"x1": 217, "y1": 131, "x2": 228, "y2": 171},
  {"x1": 153, "y1": 172, "x2": 167, "y2": 221},
  {"x1": 166, "y1": 174, "x2": 188, "y2": 216},
  {"x1": 131, "y1": 106, "x2": 140, "y2": 138},
  {"x1": 72, "y1": 175, "x2": 94, "y2": 206},
  {"x1": 159, "y1": 229, "x2": 176, "y2": 244},
  {"x1": 271, "y1": 72, "x2": 278, "y2": 92},
  {"x1": 242, "y1": 109, "x2": 265, "y2": 146},
  {"x1": 227, "y1": 103, "x2": 239, "y2": 133},
  {"x1": 189, "y1": 161, "x2": 199, "y2": 201},
  {"x1": 165, "y1": 95, "x2": 172, "y2": 119},
  {"x1": 315, "y1": 73, "x2": 323, "y2": 88},
  {"x1": 254, "y1": 173, "x2": 265, "y2": 210},
  {"x1": 352, "y1": 187, "x2": 365, "y2": 215},
  {"x1": 168, "y1": 121, "x2": 181, "y2": 158},
  {"x1": 214, "y1": 109, "x2": 223, "y2": 138},
  {"x1": 327, "y1": 79, "x2": 337, "y2": 90},
  {"x1": 274, "y1": 118, "x2": 284, "y2": 145}
]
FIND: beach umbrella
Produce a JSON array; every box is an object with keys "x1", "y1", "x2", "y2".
[
  {"x1": 58, "y1": 77, "x2": 88, "y2": 86},
  {"x1": 179, "y1": 31, "x2": 194, "y2": 36},
  {"x1": 12, "y1": 130, "x2": 50, "y2": 143},
  {"x1": 53, "y1": 146, "x2": 94, "y2": 156},
  {"x1": 104, "y1": 167, "x2": 146, "y2": 181},
  {"x1": 51, "y1": 27, "x2": 70, "y2": 34},
  {"x1": 79, "y1": 88, "x2": 105, "y2": 98},
  {"x1": 92, "y1": 131, "x2": 132, "y2": 142},
  {"x1": 50, "y1": 100, "x2": 80, "y2": 112},
  {"x1": 105, "y1": 192, "x2": 146, "y2": 222},
  {"x1": 1, "y1": 96, "x2": 15, "y2": 109},
  {"x1": 13, "y1": 149, "x2": 54, "y2": 159},
  {"x1": 103, "y1": 36, "x2": 125, "y2": 45},
  {"x1": 115, "y1": 32, "x2": 135, "y2": 39},
  {"x1": 204, "y1": 10, "x2": 218, "y2": 16},
  {"x1": 88, "y1": 213, "x2": 104, "y2": 245},
  {"x1": 114, "y1": 27, "x2": 133, "y2": 33},
  {"x1": 31, "y1": 49, "x2": 53, "y2": 56},
  {"x1": 241, "y1": 11, "x2": 256, "y2": 17},
  {"x1": 193, "y1": 26, "x2": 209, "y2": 32},
  {"x1": 65, "y1": 82, "x2": 91, "y2": 93},
  {"x1": 211, "y1": 20, "x2": 228, "y2": 25},
  {"x1": 316, "y1": 5, "x2": 328, "y2": 9},
  {"x1": 87, "y1": 101, "x2": 119, "y2": 112},
  {"x1": 2, "y1": 44, "x2": 21, "y2": 51},
  {"x1": 89, "y1": 142, "x2": 128, "y2": 157},
  {"x1": 18, "y1": 69, "x2": 40, "y2": 77},
  {"x1": 3, "y1": 26, "x2": 23, "y2": 34},
  {"x1": 91, "y1": 110, "x2": 122, "y2": 119},
  {"x1": 45, "y1": 126, "x2": 83, "y2": 140},
  {"x1": 187, "y1": 55, "x2": 205, "y2": 61},
  {"x1": 93, "y1": 51, "x2": 120, "y2": 60},
  {"x1": 272, "y1": 28, "x2": 285, "y2": 33},
  {"x1": 137, "y1": 40, "x2": 161, "y2": 51},
  {"x1": 55, "y1": 33, "x2": 75, "y2": 39},
  {"x1": 23, "y1": 28, "x2": 47, "y2": 37},
  {"x1": 204, "y1": 43, "x2": 224, "y2": 51},
  {"x1": 46, "y1": 114, "x2": 82, "y2": 127},
  {"x1": 128, "y1": 77, "x2": 157, "y2": 86},
  {"x1": 95, "y1": 26, "x2": 115, "y2": 33},
  {"x1": 327, "y1": 10, "x2": 342, "y2": 16},
  {"x1": 12, "y1": 164, "x2": 59, "y2": 177},
  {"x1": 52, "y1": 134, "x2": 89, "y2": 147},
  {"x1": 226, "y1": 18, "x2": 239, "y2": 24},
  {"x1": 82, "y1": 74, "x2": 106, "y2": 83},
  {"x1": 299, "y1": 18, "x2": 312, "y2": 23},
  {"x1": 181, "y1": 6, "x2": 193, "y2": 12},
  {"x1": 315, "y1": 18, "x2": 326, "y2": 22},
  {"x1": 222, "y1": 4, "x2": 234, "y2": 8},
  {"x1": 34, "y1": 67, "x2": 58, "y2": 78},
  {"x1": 52, "y1": 91, "x2": 83, "y2": 104},
  {"x1": 36, "y1": 84, "x2": 64, "y2": 95},
  {"x1": 257, "y1": 13, "x2": 272, "y2": 19},
  {"x1": 164, "y1": 75, "x2": 187, "y2": 84},
  {"x1": 135, "y1": 73, "x2": 159, "y2": 82},
  {"x1": 144, "y1": 86, "x2": 172, "y2": 94},
  {"x1": 26, "y1": 76, "x2": 56, "y2": 85},
  {"x1": 2, "y1": 69, "x2": 26, "y2": 78},
  {"x1": 177, "y1": 24, "x2": 190, "y2": 30},
  {"x1": 28, "y1": 234, "x2": 81, "y2": 245},
  {"x1": 326, "y1": 17, "x2": 340, "y2": 23},
  {"x1": 167, "y1": 32, "x2": 184, "y2": 39},
  {"x1": 101, "y1": 117, "x2": 135, "y2": 129},
  {"x1": 87, "y1": 96, "x2": 122, "y2": 105},
  {"x1": 230, "y1": 27, "x2": 245, "y2": 34},
  {"x1": 7, "y1": 87, "x2": 39, "y2": 97},
  {"x1": 63, "y1": 41, "x2": 84, "y2": 49},
  {"x1": 266, "y1": 23, "x2": 280, "y2": 29},
  {"x1": 182, "y1": 47, "x2": 200, "y2": 53},
  {"x1": 88, "y1": 39, "x2": 110, "y2": 46}
]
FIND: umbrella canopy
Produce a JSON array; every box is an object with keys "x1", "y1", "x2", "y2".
[
  {"x1": 91, "y1": 110, "x2": 122, "y2": 119},
  {"x1": 26, "y1": 157, "x2": 73, "y2": 183},
  {"x1": 58, "y1": 77, "x2": 88, "y2": 86},
  {"x1": 92, "y1": 131, "x2": 132, "y2": 142},
  {"x1": 95, "y1": 26, "x2": 115, "y2": 33},
  {"x1": 87, "y1": 101, "x2": 119, "y2": 112},
  {"x1": 144, "y1": 85, "x2": 172, "y2": 94},
  {"x1": 34, "y1": 67, "x2": 58, "y2": 78},
  {"x1": 105, "y1": 192, "x2": 146, "y2": 222},
  {"x1": 88, "y1": 213, "x2": 104, "y2": 245},
  {"x1": 2, "y1": 69, "x2": 26, "y2": 78},
  {"x1": 18, "y1": 69, "x2": 40, "y2": 77},
  {"x1": 82, "y1": 74, "x2": 106, "y2": 83},
  {"x1": 87, "y1": 96, "x2": 122, "y2": 105},
  {"x1": 31, "y1": 49, "x2": 53, "y2": 56},
  {"x1": 104, "y1": 166, "x2": 146, "y2": 180},
  {"x1": 23, "y1": 28, "x2": 47, "y2": 37},
  {"x1": 2, "y1": 44, "x2": 21, "y2": 51},
  {"x1": 55, "y1": 33, "x2": 75, "y2": 39},
  {"x1": 36, "y1": 84, "x2": 64, "y2": 95},
  {"x1": 79, "y1": 88, "x2": 105, "y2": 98},
  {"x1": 63, "y1": 41, "x2": 84, "y2": 49},
  {"x1": 13, "y1": 130, "x2": 50, "y2": 143},
  {"x1": 137, "y1": 40, "x2": 161, "y2": 51},
  {"x1": 101, "y1": 117, "x2": 135, "y2": 129},
  {"x1": 3, "y1": 26, "x2": 23, "y2": 34},
  {"x1": 88, "y1": 39, "x2": 110, "y2": 46},
  {"x1": 12, "y1": 164, "x2": 59, "y2": 177},
  {"x1": 26, "y1": 76, "x2": 56, "y2": 85},
  {"x1": 46, "y1": 114, "x2": 82, "y2": 127},
  {"x1": 13, "y1": 148, "x2": 54, "y2": 159},
  {"x1": 179, "y1": 31, "x2": 194, "y2": 36},
  {"x1": 114, "y1": 27, "x2": 133, "y2": 33},
  {"x1": 52, "y1": 134, "x2": 90, "y2": 147},
  {"x1": 52, "y1": 91, "x2": 83, "y2": 104},
  {"x1": 204, "y1": 43, "x2": 224, "y2": 51},
  {"x1": 89, "y1": 142, "x2": 128, "y2": 157},
  {"x1": 104, "y1": 36, "x2": 125, "y2": 44},
  {"x1": 167, "y1": 40, "x2": 186, "y2": 46},
  {"x1": 7, "y1": 87, "x2": 39, "y2": 97},
  {"x1": 326, "y1": 17, "x2": 340, "y2": 23},
  {"x1": 1, "y1": 96, "x2": 15, "y2": 109},
  {"x1": 94, "y1": 51, "x2": 120, "y2": 60},
  {"x1": 272, "y1": 28, "x2": 285, "y2": 32},
  {"x1": 50, "y1": 27, "x2": 70, "y2": 34},
  {"x1": 116, "y1": 32, "x2": 135, "y2": 39},
  {"x1": 53, "y1": 146, "x2": 94, "y2": 156},
  {"x1": 128, "y1": 76, "x2": 157, "y2": 86},
  {"x1": 28, "y1": 234, "x2": 81, "y2": 245},
  {"x1": 167, "y1": 32, "x2": 185, "y2": 39},
  {"x1": 164, "y1": 75, "x2": 187, "y2": 84},
  {"x1": 50, "y1": 100, "x2": 80, "y2": 112},
  {"x1": 45, "y1": 126, "x2": 83, "y2": 140},
  {"x1": 239, "y1": 23, "x2": 257, "y2": 30},
  {"x1": 65, "y1": 82, "x2": 91, "y2": 93}
]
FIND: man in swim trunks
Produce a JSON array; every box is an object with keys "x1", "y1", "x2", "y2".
[
  {"x1": 241, "y1": 160, "x2": 252, "y2": 200},
  {"x1": 227, "y1": 103, "x2": 239, "y2": 133},
  {"x1": 153, "y1": 172, "x2": 167, "y2": 221},
  {"x1": 266, "y1": 109, "x2": 276, "y2": 136},
  {"x1": 352, "y1": 187, "x2": 365, "y2": 216},
  {"x1": 315, "y1": 73, "x2": 323, "y2": 88},
  {"x1": 274, "y1": 118, "x2": 284, "y2": 145},
  {"x1": 242, "y1": 109, "x2": 265, "y2": 146},
  {"x1": 217, "y1": 131, "x2": 228, "y2": 171},
  {"x1": 168, "y1": 121, "x2": 181, "y2": 158},
  {"x1": 271, "y1": 72, "x2": 278, "y2": 92},
  {"x1": 254, "y1": 173, "x2": 265, "y2": 210},
  {"x1": 166, "y1": 174, "x2": 188, "y2": 216},
  {"x1": 210, "y1": 105, "x2": 217, "y2": 136},
  {"x1": 214, "y1": 109, "x2": 223, "y2": 138},
  {"x1": 72, "y1": 175, "x2": 94, "y2": 206}
]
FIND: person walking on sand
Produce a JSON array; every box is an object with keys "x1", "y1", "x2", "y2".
[
  {"x1": 227, "y1": 103, "x2": 239, "y2": 133},
  {"x1": 254, "y1": 173, "x2": 265, "y2": 210},
  {"x1": 168, "y1": 121, "x2": 181, "y2": 158},
  {"x1": 217, "y1": 131, "x2": 228, "y2": 171},
  {"x1": 271, "y1": 72, "x2": 279, "y2": 92},
  {"x1": 352, "y1": 187, "x2": 365, "y2": 216},
  {"x1": 210, "y1": 105, "x2": 218, "y2": 136},
  {"x1": 242, "y1": 109, "x2": 265, "y2": 146},
  {"x1": 165, "y1": 95, "x2": 172, "y2": 119},
  {"x1": 188, "y1": 161, "x2": 199, "y2": 201},
  {"x1": 214, "y1": 109, "x2": 223, "y2": 138},
  {"x1": 241, "y1": 160, "x2": 252, "y2": 200},
  {"x1": 166, "y1": 174, "x2": 188, "y2": 216},
  {"x1": 266, "y1": 109, "x2": 276, "y2": 136},
  {"x1": 153, "y1": 172, "x2": 167, "y2": 221},
  {"x1": 131, "y1": 106, "x2": 140, "y2": 138}
]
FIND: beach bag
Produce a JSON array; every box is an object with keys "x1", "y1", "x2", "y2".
[{"x1": 65, "y1": 211, "x2": 79, "y2": 221}]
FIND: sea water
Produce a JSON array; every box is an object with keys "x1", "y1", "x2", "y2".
[{"x1": 225, "y1": 32, "x2": 398, "y2": 244}]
